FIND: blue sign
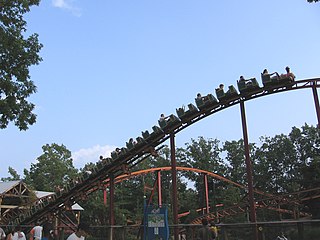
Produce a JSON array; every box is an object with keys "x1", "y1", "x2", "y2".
[{"x1": 144, "y1": 204, "x2": 169, "y2": 240}]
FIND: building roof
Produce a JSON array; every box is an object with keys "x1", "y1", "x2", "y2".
[
  {"x1": 0, "y1": 181, "x2": 84, "y2": 213},
  {"x1": 71, "y1": 203, "x2": 84, "y2": 211},
  {"x1": 0, "y1": 180, "x2": 21, "y2": 194},
  {"x1": 34, "y1": 190, "x2": 55, "y2": 199},
  {"x1": 35, "y1": 191, "x2": 84, "y2": 211}
]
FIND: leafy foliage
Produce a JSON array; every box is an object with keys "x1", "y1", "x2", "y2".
[
  {"x1": 255, "y1": 134, "x2": 299, "y2": 193},
  {"x1": 23, "y1": 143, "x2": 78, "y2": 191},
  {"x1": 0, "y1": 0, "x2": 43, "y2": 130},
  {"x1": 79, "y1": 190, "x2": 109, "y2": 225},
  {"x1": 223, "y1": 140, "x2": 248, "y2": 185},
  {"x1": 5, "y1": 124, "x2": 320, "y2": 224},
  {"x1": 0, "y1": 166, "x2": 20, "y2": 181},
  {"x1": 177, "y1": 137, "x2": 226, "y2": 189}
]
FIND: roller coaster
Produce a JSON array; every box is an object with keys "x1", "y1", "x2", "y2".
[
  {"x1": 3, "y1": 71, "x2": 320, "y2": 238},
  {"x1": 98, "y1": 167, "x2": 320, "y2": 223}
]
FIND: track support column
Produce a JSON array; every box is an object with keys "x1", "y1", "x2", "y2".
[
  {"x1": 170, "y1": 133, "x2": 179, "y2": 240},
  {"x1": 312, "y1": 81, "x2": 320, "y2": 128},
  {"x1": 109, "y1": 174, "x2": 115, "y2": 240},
  {"x1": 104, "y1": 188, "x2": 107, "y2": 206},
  {"x1": 203, "y1": 174, "x2": 209, "y2": 214},
  {"x1": 240, "y1": 100, "x2": 258, "y2": 240},
  {"x1": 157, "y1": 170, "x2": 162, "y2": 206}
]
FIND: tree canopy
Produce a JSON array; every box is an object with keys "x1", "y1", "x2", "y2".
[
  {"x1": 3, "y1": 124, "x2": 320, "y2": 225},
  {"x1": 0, "y1": 0, "x2": 42, "y2": 130},
  {"x1": 23, "y1": 143, "x2": 78, "y2": 191},
  {"x1": 0, "y1": 166, "x2": 20, "y2": 181}
]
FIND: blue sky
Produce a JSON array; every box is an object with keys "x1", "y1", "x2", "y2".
[{"x1": 1, "y1": 0, "x2": 320, "y2": 178}]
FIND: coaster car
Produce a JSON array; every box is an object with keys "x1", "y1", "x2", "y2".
[
  {"x1": 142, "y1": 125, "x2": 165, "y2": 142},
  {"x1": 215, "y1": 85, "x2": 239, "y2": 103},
  {"x1": 176, "y1": 103, "x2": 199, "y2": 122},
  {"x1": 261, "y1": 73, "x2": 295, "y2": 90},
  {"x1": 237, "y1": 77, "x2": 263, "y2": 96},
  {"x1": 195, "y1": 94, "x2": 219, "y2": 111},
  {"x1": 158, "y1": 114, "x2": 181, "y2": 133}
]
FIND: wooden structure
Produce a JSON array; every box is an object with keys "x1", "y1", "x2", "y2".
[{"x1": 0, "y1": 180, "x2": 35, "y2": 224}]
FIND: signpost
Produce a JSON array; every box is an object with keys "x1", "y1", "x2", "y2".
[{"x1": 144, "y1": 203, "x2": 169, "y2": 240}]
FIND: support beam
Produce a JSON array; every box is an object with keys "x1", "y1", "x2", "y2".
[
  {"x1": 240, "y1": 100, "x2": 258, "y2": 240},
  {"x1": 204, "y1": 174, "x2": 209, "y2": 214},
  {"x1": 312, "y1": 81, "x2": 320, "y2": 128},
  {"x1": 157, "y1": 171, "x2": 162, "y2": 207},
  {"x1": 109, "y1": 174, "x2": 115, "y2": 240},
  {"x1": 170, "y1": 133, "x2": 179, "y2": 240},
  {"x1": 103, "y1": 188, "x2": 107, "y2": 206}
]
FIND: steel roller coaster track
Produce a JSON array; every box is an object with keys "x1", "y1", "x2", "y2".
[
  {"x1": 98, "y1": 167, "x2": 320, "y2": 224},
  {"x1": 4, "y1": 77, "x2": 320, "y2": 226}
]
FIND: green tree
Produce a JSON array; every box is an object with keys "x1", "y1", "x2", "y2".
[
  {"x1": 300, "y1": 156, "x2": 320, "y2": 218},
  {"x1": 255, "y1": 134, "x2": 298, "y2": 193},
  {"x1": 177, "y1": 137, "x2": 228, "y2": 216},
  {"x1": 178, "y1": 187, "x2": 198, "y2": 223},
  {"x1": 289, "y1": 124, "x2": 320, "y2": 218},
  {"x1": 177, "y1": 137, "x2": 226, "y2": 184},
  {"x1": 24, "y1": 143, "x2": 78, "y2": 191},
  {"x1": 223, "y1": 140, "x2": 251, "y2": 185},
  {"x1": 0, "y1": 166, "x2": 20, "y2": 181},
  {"x1": 289, "y1": 124, "x2": 320, "y2": 167},
  {"x1": 80, "y1": 189, "x2": 109, "y2": 224},
  {"x1": 0, "y1": 0, "x2": 43, "y2": 130},
  {"x1": 221, "y1": 140, "x2": 258, "y2": 221},
  {"x1": 307, "y1": 0, "x2": 319, "y2": 2}
]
